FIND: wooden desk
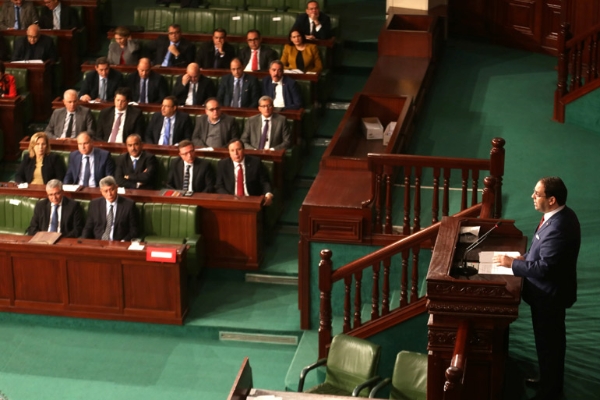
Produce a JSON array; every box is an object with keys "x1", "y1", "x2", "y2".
[
  {"x1": 0, "y1": 96, "x2": 25, "y2": 161},
  {"x1": 0, "y1": 235, "x2": 188, "y2": 325},
  {"x1": 5, "y1": 60, "x2": 53, "y2": 121},
  {"x1": 0, "y1": 185, "x2": 265, "y2": 271}
]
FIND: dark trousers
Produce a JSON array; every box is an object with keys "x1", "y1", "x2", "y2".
[{"x1": 531, "y1": 304, "x2": 566, "y2": 400}]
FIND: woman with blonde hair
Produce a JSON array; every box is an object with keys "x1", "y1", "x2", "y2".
[{"x1": 15, "y1": 132, "x2": 66, "y2": 184}]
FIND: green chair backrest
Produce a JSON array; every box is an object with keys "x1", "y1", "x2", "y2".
[
  {"x1": 3, "y1": 35, "x2": 15, "y2": 59},
  {"x1": 77, "y1": 199, "x2": 90, "y2": 220},
  {"x1": 5, "y1": 68, "x2": 28, "y2": 93},
  {"x1": 143, "y1": 203, "x2": 198, "y2": 238},
  {"x1": 155, "y1": 155, "x2": 172, "y2": 189},
  {"x1": 0, "y1": 195, "x2": 38, "y2": 234},
  {"x1": 247, "y1": 0, "x2": 286, "y2": 11},
  {"x1": 285, "y1": 0, "x2": 324, "y2": 12},
  {"x1": 296, "y1": 79, "x2": 312, "y2": 108},
  {"x1": 254, "y1": 12, "x2": 296, "y2": 37},
  {"x1": 174, "y1": 9, "x2": 215, "y2": 34},
  {"x1": 214, "y1": 11, "x2": 256, "y2": 36},
  {"x1": 133, "y1": 7, "x2": 175, "y2": 32},
  {"x1": 390, "y1": 351, "x2": 427, "y2": 400},
  {"x1": 208, "y1": 0, "x2": 246, "y2": 10}
]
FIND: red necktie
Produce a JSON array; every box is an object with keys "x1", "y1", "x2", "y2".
[
  {"x1": 236, "y1": 163, "x2": 244, "y2": 197},
  {"x1": 251, "y1": 50, "x2": 258, "y2": 71},
  {"x1": 120, "y1": 50, "x2": 125, "y2": 65},
  {"x1": 537, "y1": 216, "x2": 545, "y2": 231}
]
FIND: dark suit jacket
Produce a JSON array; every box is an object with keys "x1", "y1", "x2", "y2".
[
  {"x1": 145, "y1": 110, "x2": 193, "y2": 145},
  {"x1": 78, "y1": 69, "x2": 124, "y2": 101},
  {"x1": 238, "y1": 45, "x2": 278, "y2": 71},
  {"x1": 217, "y1": 73, "x2": 261, "y2": 108},
  {"x1": 12, "y1": 34, "x2": 58, "y2": 62},
  {"x1": 96, "y1": 106, "x2": 145, "y2": 143},
  {"x1": 15, "y1": 152, "x2": 66, "y2": 184},
  {"x1": 115, "y1": 150, "x2": 158, "y2": 190},
  {"x1": 38, "y1": 3, "x2": 81, "y2": 29},
  {"x1": 191, "y1": 114, "x2": 240, "y2": 148},
  {"x1": 196, "y1": 41, "x2": 235, "y2": 69},
  {"x1": 262, "y1": 75, "x2": 303, "y2": 110},
  {"x1": 172, "y1": 74, "x2": 216, "y2": 106},
  {"x1": 127, "y1": 71, "x2": 168, "y2": 103},
  {"x1": 0, "y1": 2, "x2": 38, "y2": 30},
  {"x1": 512, "y1": 206, "x2": 581, "y2": 309},
  {"x1": 215, "y1": 155, "x2": 271, "y2": 196},
  {"x1": 63, "y1": 147, "x2": 115, "y2": 186},
  {"x1": 152, "y1": 35, "x2": 195, "y2": 67},
  {"x1": 241, "y1": 112, "x2": 291, "y2": 150},
  {"x1": 167, "y1": 157, "x2": 215, "y2": 193},
  {"x1": 81, "y1": 195, "x2": 139, "y2": 241},
  {"x1": 26, "y1": 196, "x2": 84, "y2": 238},
  {"x1": 292, "y1": 12, "x2": 333, "y2": 40},
  {"x1": 45, "y1": 106, "x2": 96, "y2": 139}
]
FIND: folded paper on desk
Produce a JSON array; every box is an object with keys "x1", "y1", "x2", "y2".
[
  {"x1": 63, "y1": 184, "x2": 81, "y2": 192},
  {"x1": 29, "y1": 231, "x2": 61, "y2": 244},
  {"x1": 478, "y1": 251, "x2": 521, "y2": 275}
]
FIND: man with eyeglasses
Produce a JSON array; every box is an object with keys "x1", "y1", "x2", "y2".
[
  {"x1": 292, "y1": 0, "x2": 332, "y2": 41},
  {"x1": 11, "y1": 23, "x2": 57, "y2": 62},
  {"x1": 191, "y1": 98, "x2": 239, "y2": 148},
  {"x1": 241, "y1": 95, "x2": 291, "y2": 151},
  {"x1": 196, "y1": 28, "x2": 235, "y2": 70},
  {"x1": 152, "y1": 24, "x2": 195, "y2": 68},
  {"x1": 145, "y1": 95, "x2": 193, "y2": 145},
  {"x1": 38, "y1": 0, "x2": 81, "y2": 30},
  {"x1": 238, "y1": 29, "x2": 277, "y2": 72},
  {"x1": 167, "y1": 139, "x2": 214, "y2": 193},
  {"x1": 79, "y1": 57, "x2": 124, "y2": 102},
  {"x1": 172, "y1": 62, "x2": 215, "y2": 106},
  {"x1": 493, "y1": 177, "x2": 580, "y2": 400},
  {"x1": 0, "y1": 0, "x2": 38, "y2": 31},
  {"x1": 217, "y1": 58, "x2": 261, "y2": 108}
]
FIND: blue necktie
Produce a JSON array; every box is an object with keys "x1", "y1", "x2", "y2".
[
  {"x1": 132, "y1": 158, "x2": 137, "y2": 170},
  {"x1": 15, "y1": 6, "x2": 20, "y2": 30},
  {"x1": 49, "y1": 205, "x2": 58, "y2": 232},
  {"x1": 140, "y1": 78, "x2": 147, "y2": 103},
  {"x1": 163, "y1": 117, "x2": 171, "y2": 145}
]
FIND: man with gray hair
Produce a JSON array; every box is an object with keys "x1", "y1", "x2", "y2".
[
  {"x1": 26, "y1": 179, "x2": 84, "y2": 237},
  {"x1": 81, "y1": 176, "x2": 139, "y2": 241},
  {"x1": 241, "y1": 95, "x2": 291, "y2": 150},
  {"x1": 46, "y1": 89, "x2": 96, "y2": 139}
]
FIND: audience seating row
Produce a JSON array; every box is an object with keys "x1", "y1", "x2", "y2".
[{"x1": 164, "y1": 0, "x2": 328, "y2": 13}]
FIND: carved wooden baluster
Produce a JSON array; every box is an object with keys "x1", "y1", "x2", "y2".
[
  {"x1": 471, "y1": 169, "x2": 480, "y2": 206},
  {"x1": 371, "y1": 261, "x2": 380, "y2": 320},
  {"x1": 343, "y1": 275, "x2": 351, "y2": 333},
  {"x1": 385, "y1": 166, "x2": 393, "y2": 234},
  {"x1": 318, "y1": 249, "x2": 333, "y2": 359},
  {"x1": 555, "y1": 22, "x2": 569, "y2": 122},
  {"x1": 413, "y1": 167, "x2": 421, "y2": 233},
  {"x1": 432, "y1": 167, "x2": 440, "y2": 224},
  {"x1": 490, "y1": 138, "x2": 505, "y2": 218},
  {"x1": 403, "y1": 167, "x2": 411, "y2": 235},
  {"x1": 587, "y1": 34, "x2": 596, "y2": 83},
  {"x1": 460, "y1": 168, "x2": 468, "y2": 211},
  {"x1": 382, "y1": 257, "x2": 391, "y2": 315},
  {"x1": 593, "y1": 32, "x2": 600, "y2": 80},
  {"x1": 442, "y1": 168, "x2": 451, "y2": 217},
  {"x1": 411, "y1": 247, "x2": 420, "y2": 302},
  {"x1": 480, "y1": 176, "x2": 496, "y2": 219},
  {"x1": 575, "y1": 42, "x2": 583, "y2": 89},
  {"x1": 374, "y1": 168, "x2": 382, "y2": 234},
  {"x1": 400, "y1": 249, "x2": 409, "y2": 307},
  {"x1": 354, "y1": 271, "x2": 362, "y2": 328}
]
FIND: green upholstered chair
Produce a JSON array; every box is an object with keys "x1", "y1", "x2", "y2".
[
  {"x1": 0, "y1": 195, "x2": 39, "y2": 235},
  {"x1": 214, "y1": 10, "x2": 256, "y2": 36},
  {"x1": 133, "y1": 7, "x2": 175, "y2": 32},
  {"x1": 142, "y1": 203, "x2": 203, "y2": 277},
  {"x1": 155, "y1": 155, "x2": 173, "y2": 189},
  {"x1": 6, "y1": 67, "x2": 33, "y2": 125},
  {"x1": 285, "y1": 0, "x2": 324, "y2": 12},
  {"x1": 254, "y1": 12, "x2": 296, "y2": 37},
  {"x1": 246, "y1": 0, "x2": 286, "y2": 12},
  {"x1": 298, "y1": 334, "x2": 381, "y2": 397},
  {"x1": 368, "y1": 351, "x2": 428, "y2": 400},
  {"x1": 174, "y1": 8, "x2": 215, "y2": 34},
  {"x1": 76, "y1": 199, "x2": 90, "y2": 220},
  {"x1": 207, "y1": 0, "x2": 246, "y2": 11}
]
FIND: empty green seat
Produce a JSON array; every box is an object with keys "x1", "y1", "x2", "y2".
[
  {"x1": 133, "y1": 7, "x2": 175, "y2": 32},
  {"x1": 214, "y1": 11, "x2": 256, "y2": 36},
  {"x1": 246, "y1": 0, "x2": 286, "y2": 12},
  {"x1": 174, "y1": 9, "x2": 215, "y2": 34},
  {"x1": 207, "y1": 0, "x2": 246, "y2": 11},
  {"x1": 155, "y1": 155, "x2": 173, "y2": 189},
  {"x1": 0, "y1": 195, "x2": 38, "y2": 235},
  {"x1": 254, "y1": 12, "x2": 296, "y2": 37},
  {"x1": 368, "y1": 351, "x2": 427, "y2": 400}
]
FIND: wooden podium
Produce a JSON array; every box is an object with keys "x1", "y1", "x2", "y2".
[{"x1": 426, "y1": 217, "x2": 527, "y2": 400}]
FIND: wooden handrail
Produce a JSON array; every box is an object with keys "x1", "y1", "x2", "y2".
[{"x1": 443, "y1": 320, "x2": 471, "y2": 400}]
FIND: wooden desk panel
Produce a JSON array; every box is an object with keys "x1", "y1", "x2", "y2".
[
  {"x1": 0, "y1": 235, "x2": 188, "y2": 325},
  {"x1": 0, "y1": 96, "x2": 25, "y2": 161},
  {"x1": 5, "y1": 60, "x2": 53, "y2": 121}
]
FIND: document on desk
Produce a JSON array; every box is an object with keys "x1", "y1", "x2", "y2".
[{"x1": 478, "y1": 251, "x2": 521, "y2": 275}]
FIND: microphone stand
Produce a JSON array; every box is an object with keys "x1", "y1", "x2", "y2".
[{"x1": 452, "y1": 222, "x2": 503, "y2": 277}]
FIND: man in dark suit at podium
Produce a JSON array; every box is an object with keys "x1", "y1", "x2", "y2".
[
  {"x1": 494, "y1": 177, "x2": 581, "y2": 400},
  {"x1": 11, "y1": 24, "x2": 58, "y2": 62},
  {"x1": 26, "y1": 179, "x2": 84, "y2": 238}
]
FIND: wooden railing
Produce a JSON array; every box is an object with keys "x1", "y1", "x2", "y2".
[
  {"x1": 365, "y1": 138, "x2": 505, "y2": 236},
  {"x1": 554, "y1": 21, "x2": 600, "y2": 122},
  {"x1": 443, "y1": 320, "x2": 470, "y2": 400}
]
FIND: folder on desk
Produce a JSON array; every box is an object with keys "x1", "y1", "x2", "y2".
[{"x1": 29, "y1": 231, "x2": 61, "y2": 245}]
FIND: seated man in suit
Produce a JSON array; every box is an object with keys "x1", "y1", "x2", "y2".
[
  {"x1": 238, "y1": 29, "x2": 278, "y2": 72},
  {"x1": 262, "y1": 60, "x2": 302, "y2": 111},
  {"x1": 107, "y1": 26, "x2": 140, "y2": 65},
  {"x1": 195, "y1": 28, "x2": 235, "y2": 70},
  {"x1": 45, "y1": 89, "x2": 96, "y2": 139},
  {"x1": 241, "y1": 96, "x2": 292, "y2": 151},
  {"x1": 216, "y1": 139, "x2": 273, "y2": 206},
  {"x1": 38, "y1": 0, "x2": 81, "y2": 30},
  {"x1": 152, "y1": 24, "x2": 195, "y2": 67},
  {"x1": 97, "y1": 87, "x2": 145, "y2": 143},
  {"x1": 127, "y1": 57, "x2": 168, "y2": 104},
  {"x1": 191, "y1": 97, "x2": 239, "y2": 148},
  {"x1": 167, "y1": 139, "x2": 214, "y2": 193},
  {"x1": 81, "y1": 175, "x2": 139, "y2": 241},
  {"x1": 115, "y1": 134, "x2": 158, "y2": 190},
  {"x1": 217, "y1": 58, "x2": 261, "y2": 108},
  {"x1": 26, "y1": 179, "x2": 84, "y2": 237},
  {"x1": 79, "y1": 57, "x2": 124, "y2": 102},
  {"x1": 292, "y1": 0, "x2": 332, "y2": 40},
  {"x1": 64, "y1": 132, "x2": 115, "y2": 187},
  {"x1": 12, "y1": 24, "x2": 58, "y2": 62},
  {"x1": 145, "y1": 95, "x2": 193, "y2": 145},
  {"x1": 172, "y1": 62, "x2": 216, "y2": 106},
  {"x1": 0, "y1": 0, "x2": 38, "y2": 30}
]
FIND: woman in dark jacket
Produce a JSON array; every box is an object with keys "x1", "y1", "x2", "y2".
[{"x1": 15, "y1": 132, "x2": 65, "y2": 184}]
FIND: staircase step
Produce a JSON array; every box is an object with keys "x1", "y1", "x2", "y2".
[
  {"x1": 219, "y1": 331, "x2": 298, "y2": 345},
  {"x1": 245, "y1": 273, "x2": 298, "y2": 286}
]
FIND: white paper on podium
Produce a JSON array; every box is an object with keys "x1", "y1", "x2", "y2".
[{"x1": 478, "y1": 251, "x2": 521, "y2": 275}]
